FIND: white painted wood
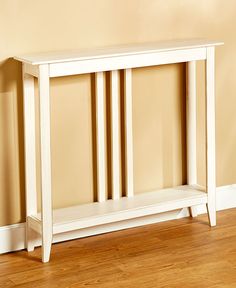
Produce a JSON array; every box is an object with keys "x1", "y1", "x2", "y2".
[
  {"x1": 48, "y1": 48, "x2": 207, "y2": 77},
  {"x1": 206, "y1": 47, "x2": 216, "y2": 227},
  {"x1": 2, "y1": 183, "x2": 236, "y2": 255},
  {"x1": 95, "y1": 72, "x2": 106, "y2": 202},
  {"x1": 186, "y1": 61, "x2": 197, "y2": 185},
  {"x1": 24, "y1": 63, "x2": 39, "y2": 77},
  {"x1": 14, "y1": 39, "x2": 223, "y2": 65},
  {"x1": 124, "y1": 69, "x2": 134, "y2": 197},
  {"x1": 186, "y1": 61, "x2": 198, "y2": 218},
  {"x1": 29, "y1": 185, "x2": 207, "y2": 234},
  {"x1": 110, "y1": 70, "x2": 121, "y2": 200},
  {"x1": 15, "y1": 40, "x2": 222, "y2": 262},
  {"x1": 38, "y1": 64, "x2": 53, "y2": 262},
  {"x1": 0, "y1": 223, "x2": 26, "y2": 254},
  {"x1": 28, "y1": 216, "x2": 42, "y2": 235},
  {"x1": 22, "y1": 66, "x2": 37, "y2": 252}
]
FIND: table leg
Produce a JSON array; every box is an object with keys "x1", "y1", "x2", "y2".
[
  {"x1": 39, "y1": 64, "x2": 53, "y2": 262},
  {"x1": 186, "y1": 61, "x2": 198, "y2": 217},
  {"x1": 23, "y1": 66, "x2": 37, "y2": 251},
  {"x1": 206, "y1": 47, "x2": 216, "y2": 226}
]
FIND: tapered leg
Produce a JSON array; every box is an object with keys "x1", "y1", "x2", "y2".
[
  {"x1": 206, "y1": 47, "x2": 216, "y2": 227},
  {"x1": 22, "y1": 68, "x2": 37, "y2": 251},
  {"x1": 39, "y1": 64, "x2": 53, "y2": 262},
  {"x1": 186, "y1": 61, "x2": 198, "y2": 217}
]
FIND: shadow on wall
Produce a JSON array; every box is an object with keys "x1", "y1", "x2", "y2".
[{"x1": 0, "y1": 58, "x2": 25, "y2": 226}]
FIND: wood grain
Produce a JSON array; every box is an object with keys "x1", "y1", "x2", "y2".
[{"x1": 1, "y1": 209, "x2": 236, "y2": 287}]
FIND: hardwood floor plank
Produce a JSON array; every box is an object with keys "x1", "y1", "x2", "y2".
[{"x1": 1, "y1": 209, "x2": 236, "y2": 287}]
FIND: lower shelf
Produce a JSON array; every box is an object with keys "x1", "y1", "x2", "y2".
[{"x1": 29, "y1": 185, "x2": 207, "y2": 235}]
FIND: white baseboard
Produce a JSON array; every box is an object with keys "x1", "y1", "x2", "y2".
[
  {"x1": 1, "y1": 184, "x2": 236, "y2": 254},
  {"x1": 0, "y1": 223, "x2": 26, "y2": 253}
]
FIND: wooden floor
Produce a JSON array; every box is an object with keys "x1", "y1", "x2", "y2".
[{"x1": 1, "y1": 209, "x2": 236, "y2": 288}]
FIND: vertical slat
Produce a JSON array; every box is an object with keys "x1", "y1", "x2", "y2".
[
  {"x1": 110, "y1": 70, "x2": 121, "y2": 200},
  {"x1": 206, "y1": 47, "x2": 216, "y2": 226},
  {"x1": 38, "y1": 64, "x2": 53, "y2": 262},
  {"x1": 22, "y1": 65, "x2": 37, "y2": 251},
  {"x1": 95, "y1": 72, "x2": 106, "y2": 202},
  {"x1": 124, "y1": 69, "x2": 134, "y2": 197},
  {"x1": 186, "y1": 61, "x2": 197, "y2": 185},
  {"x1": 186, "y1": 61, "x2": 198, "y2": 217}
]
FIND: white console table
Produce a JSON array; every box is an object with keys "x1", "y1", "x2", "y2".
[{"x1": 15, "y1": 39, "x2": 223, "y2": 263}]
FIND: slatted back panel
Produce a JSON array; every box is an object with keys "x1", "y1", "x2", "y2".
[{"x1": 95, "y1": 69, "x2": 134, "y2": 202}]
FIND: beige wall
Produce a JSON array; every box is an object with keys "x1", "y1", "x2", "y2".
[{"x1": 0, "y1": 0, "x2": 235, "y2": 226}]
